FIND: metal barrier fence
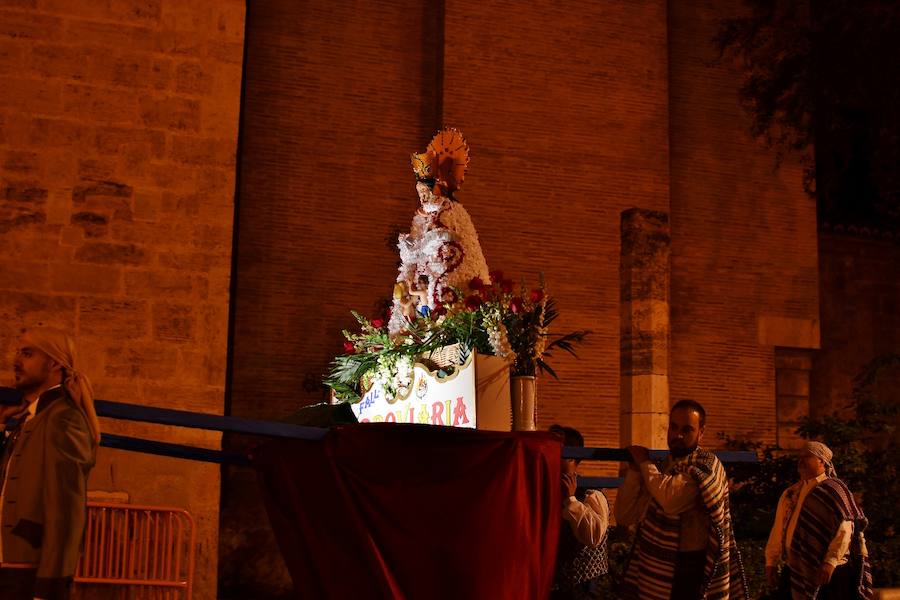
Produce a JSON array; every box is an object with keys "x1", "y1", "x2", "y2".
[{"x1": 74, "y1": 502, "x2": 196, "y2": 600}]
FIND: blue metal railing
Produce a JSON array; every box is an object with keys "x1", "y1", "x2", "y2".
[{"x1": 94, "y1": 400, "x2": 757, "y2": 487}]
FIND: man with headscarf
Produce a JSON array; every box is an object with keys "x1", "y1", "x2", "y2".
[
  {"x1": 615, "y1": 399, "x2": 747, "y2": 600},
  {"x1": 0, "y1": 327, "x2": 99, "y2": 600},
  {"x1": 764, "y1": 441, "x2": 873, "y2": 599}
]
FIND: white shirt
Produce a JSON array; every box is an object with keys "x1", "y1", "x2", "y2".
[
  {"x1": 615, "y1": 459, "x2": 710, "y2": 551},
  {"x1": 765, "y1": 473, "x2": 853, "y2": 568},
  {"x1": 562, "y1": 489, "x2": 609, "y2": 548}
]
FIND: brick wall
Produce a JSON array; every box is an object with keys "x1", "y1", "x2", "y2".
[
  {"x1": 668, "y1": 2, "x2": 820, "y2": 446},
  {"x1": 812, "y1": 229, "x2": 900, "y2": 417},
  {"x1": 441, "y1": 0, "x2": 670, "y2": 466},
  {"x1": 0, "y1": 2, "x2": 244, "y2": 598}
]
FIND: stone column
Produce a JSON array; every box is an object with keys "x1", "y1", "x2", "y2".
[
  {"x1": 620, "y1": 208, "x2": 670, "y2": 448},
  {"x1": 775, "y1": 348, "x2": 812, "y2": 449}
]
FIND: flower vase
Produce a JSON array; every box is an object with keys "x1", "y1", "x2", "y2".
[{"x1": 511, "y1": 375, "x2": 536, "y2": 431}]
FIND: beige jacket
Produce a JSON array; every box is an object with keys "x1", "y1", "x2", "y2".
[{"x1": 0, "y1": 387, "x2": 95, "y2": 598}]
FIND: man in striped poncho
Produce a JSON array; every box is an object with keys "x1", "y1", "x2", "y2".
[
  {"x1": 615, "y1": 400, "x2": 747, "y2": 600},
  {"x1": 764, "y1": 441, "x2": 873, "y2": 599}
]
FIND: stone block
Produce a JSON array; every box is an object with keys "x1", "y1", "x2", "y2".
[
  {"x1": 76, "y1": 158, "x2": 118, "y2": 181},
  {"x1": 104, "y1": 343, "x2": 178, "y2": 379},
  {"x1": 777, "y1": 423, "x2": 806, "y2": 450},
  {"x1": 153, "y1": 302, "x2": 194, "y2": 341},
  {"x1": 0, "y1": 9, "x2": 63, "y2": 40},
  {"x1": 58, "y1": 224, "x2": 85, "y2": 246},
  {"x1": 125, "y1": 270, "x2": 195, "y2": 298},
  {"x1": 157, "y1": 251, "x2": 221, "y2": 272},
  {"x1": 0, "y1": 77, "x2": 61, "y2": 113},
  {"x1": 620, "y1": 410, "x2": 668, "y2": 448},
  {"x1": 2, "y1": 150, "x2": 40, "y2": 174},
  {"x1": 3, "y1": 181, "x2": 47, "y2": 202},
  {"x1": 170, "y1": 135, "x2": 236, "y2": 166},
  {"x1": 49, "y1": 263, "x2": 120, "y2": 295},
  {"x1": 757, "y1": 315, "x2": 820, "y2": 349},
  {"x1": 175, "y1": 61, "x2": 213, "y2": 95},
  {"x1": 0, "y1": 206, "x2": 45, "y2": 233},
  {"x1": 78, "y1": 297, "x2": 147, "y2": 337},
  {"x1": 0, "y1": 260, "x2": 49, "y2": 291},
  {"x1": 133, "y1": 191, "x2": 160, "y2": 221},
  {"x1": 776, "y1": 394, "x2": 809, "y2": 422},
  {"x1": 776, "y1": 369, "x2": 809, "y2": 397},
  {"x1": 62, "y1": 83, "x2": 138, "y2": 124},
  {"x1": 22, "y1": 117, "x2": 93, "y2": 148},
  {"x1": 0, "y1": 291, "x2": 76, "y2": 328},
  {"x1": 620, "y1": 373, "x2": 669, "y2": 413},
  {"x1": 75, "y1": 242, "x2": 148, "y2": 266},
  {"x1": 139, "y1": 95, "x2": 201, "y2": 132},
  {"x1": 71, "y1": 211, "x2": 109, "y2": 238},
  {"x1": 95, "y1": 127, "x2": 166, "y2": 159}
]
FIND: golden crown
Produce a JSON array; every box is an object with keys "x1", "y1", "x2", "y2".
[{"x1": 411, "y1": 128, "x2": 470, "y2": 194}]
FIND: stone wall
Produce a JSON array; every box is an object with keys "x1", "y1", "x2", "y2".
[
  {"x1": 0, "y1": 2, "x2": 244, "y2": 598},
  {"x1": 812, "y1": 229, "x2": 900, "y2": 417}
]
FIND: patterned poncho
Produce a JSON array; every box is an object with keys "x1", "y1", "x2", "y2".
[
  {"x1": 620, "y1": 448, "x2": 747, "y2": 600},
  {"x1": 786, "y1": 477, "x2": 873, "y2": 599}
]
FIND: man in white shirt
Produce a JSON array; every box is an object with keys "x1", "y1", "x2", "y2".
[
  {"x1": 549, "y1": 425, "x2": 609, "y2": 600},
  {"x1": 764, "y1": 441, "x2": 872, "y2": 599},
  {"x1": 615, "y1": 400, "x2": 746, "y2": 600}
]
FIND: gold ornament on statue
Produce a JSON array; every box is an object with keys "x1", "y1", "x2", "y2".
[{"x1": 411, "y1": 127, "x2": 470, "y2": 196}]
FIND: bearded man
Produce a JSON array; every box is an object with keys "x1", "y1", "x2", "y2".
[
  {"x1": 0, "y1": 328, "x2": 100, "y2": 600},
  {"x1": 615, "y1": 399, "x2": 746, "y2": 600},
  {"x1": 764, "y1": 441, "x2": 873, "y2": 599}
]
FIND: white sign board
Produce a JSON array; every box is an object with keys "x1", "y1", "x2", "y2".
[{"x1": 352, "y1": 356, "x2": 477, "y2": 428}]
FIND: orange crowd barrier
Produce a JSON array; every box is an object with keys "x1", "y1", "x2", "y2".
[{"x1": 74, "y1": 502, "x2": 196, "y2": 600}]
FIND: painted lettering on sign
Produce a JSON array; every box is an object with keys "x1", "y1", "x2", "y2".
[{"x1": 352, "y1": 358, "x2": 477, "y2": 429}]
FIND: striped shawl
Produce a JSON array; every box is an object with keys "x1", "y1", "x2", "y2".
[
  {"x1": 620, "y1": 448, "x2": 747, "y2": 600},
  {"x1": 787, "y1": 477, "x2": 873, "y2": 599}
]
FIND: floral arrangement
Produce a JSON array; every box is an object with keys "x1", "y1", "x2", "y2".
[{"x1": 325, "y1": 271, "x2": 590, "y2": 403}]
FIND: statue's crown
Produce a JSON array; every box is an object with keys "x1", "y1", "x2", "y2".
[{"x1": 410, "y1": 128, "x2": 469, "y2": 194}]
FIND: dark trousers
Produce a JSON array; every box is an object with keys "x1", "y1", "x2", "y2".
[
  {"x1": 778, "y1": 564, "x2": 857, "y2": 599},
  {"x1": 0, "y1": 567, "x2": 37, "y2": 600},
  {"x1": 670, "y1": 550, "x2": 706, "y2": 600}
]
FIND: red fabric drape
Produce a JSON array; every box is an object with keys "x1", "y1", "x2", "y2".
[{"x1": 254, "y1": 423, "x2": 562, "y2": 600}]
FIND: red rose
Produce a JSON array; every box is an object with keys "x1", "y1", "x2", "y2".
[
  {"x1": 510, "y1": 297, "x2": 524, "y2": 314},
  {"x1": 432, "y1": 302, "x2": 447, "y2": 317},
  {"x1": 441, "y1": 288, "x2": 458, "y2": 304},
  {"x1": 489, "y1": 270, "x2": 504, "y2": 285},
  {"x1": 500, "y1": 279, "x2": 514, "y2": 294},
  {"x1": 469, "y1": 276, "x2": 485, "y2": 291},
  {"x1": 529, "y1": 289, "x2": 544, "y2": 303},
  {"x1": 343, "y1": 341, "x2": 355, "y2": 353},
  {"x1": 371, "y1": 318, "x2": 384, "y2": 328},
  {"x1": 464, "y1": 294, "x2": 483, "y2": 310}
]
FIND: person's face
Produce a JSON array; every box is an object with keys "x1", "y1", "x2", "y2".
[
  {"x1": 12, "y1": 343, "x2": 57, "y2": 393},
  {"x1": 797, "y1": 451, "x2": 826, "y2": 480},
  {"x1": 667, "y1": 407, "x2": 704, "y2": 457},
  {"x1": 561, "y1": 458, "x2": 577, "y2": 478}
]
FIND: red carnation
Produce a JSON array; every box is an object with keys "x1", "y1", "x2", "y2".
[
  {"x1": 432, "y1": 302, "x2": 447, "y2": 317},
  {"x1": 529, "y1": 289, "x2": 544, "y2": 303},
  {"x1": 343, "y1": 341, "x2": 355, "y2": 353},
  {"x1": 464, "y1": 294, "x2": 483, "y2": 310},
  {"x1": 469, "y1": 276, "x2": 485, "y2": 291},
  {"x1": 371, "y1": 318, "x2": 384, "y2": 329},
  {"x1": 510, "y1": 297, "x2": 524, "y2": 314},
  {"x1": 441, "y1": 288, "x2": 458, "y2": 304}
]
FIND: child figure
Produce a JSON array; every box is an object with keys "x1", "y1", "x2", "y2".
[{"x1": 550, "y1": 425, "x2": 610, "y2": 600}]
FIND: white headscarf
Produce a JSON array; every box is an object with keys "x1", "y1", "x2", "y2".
[
  {"x1": 22, "y1": 327, "x2": 101, "y2": 447},
  {"x1": 805, "y1": 441, "x2": 836, "y2": 478}
]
